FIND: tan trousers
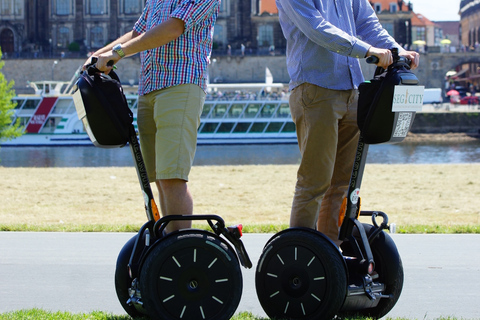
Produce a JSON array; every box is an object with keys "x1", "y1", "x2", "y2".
[{"x1": 289, "y1": 83, "x2": 360, "y2": 244}]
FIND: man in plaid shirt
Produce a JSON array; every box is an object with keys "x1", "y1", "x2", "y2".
[{"x1": 85, "y1": 0, "x2": 220, "y2": 233}]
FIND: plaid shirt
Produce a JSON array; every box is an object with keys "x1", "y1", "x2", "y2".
[{"x1": 134, "y1": 0, "x2": 220, "y2": 95}]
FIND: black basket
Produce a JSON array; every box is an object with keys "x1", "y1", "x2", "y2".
[
  {"x1": 73, "y1": 70, "x2": 133, "y2": 148},
  {"x1": 358, "y1": 56, "x2": 422, "y2": 144}
]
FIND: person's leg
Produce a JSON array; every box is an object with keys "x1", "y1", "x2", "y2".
[
  {"x1": 152, "y1": 84, "x2": 205, "y2": 232},
  {"x1": 289, "y1": 83, "x2": 346, "y2": 229},
  {"x1": 155, "y1": 179, "x2": 193, "y2": 231},
  {"x1": 317, "y1": 90, "x2": 360, "y2": 245}
]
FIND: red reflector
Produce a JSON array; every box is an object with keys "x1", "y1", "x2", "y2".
[
  {"x1": 237, "y1": 224, "x2": 243, "y2": 237},
  {"x1": 368, "y1": 262, "x2": 374, "y2": 275}
]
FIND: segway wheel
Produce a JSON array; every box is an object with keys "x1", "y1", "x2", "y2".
[
  {"x1": 114, "y1": 234, "x2": 145, "y2": 318},
  {"x1": 341, "y1": 223, "x2": 404, "y2": 319},
  {"x1": 255, "y1": 228, "x2": 347, "y2": 320},
  {"x1": 139, "y1": 230, "x2": 242, "y2": 320}
]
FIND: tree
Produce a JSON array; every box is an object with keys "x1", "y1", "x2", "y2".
[{"x1": 0, "y1": 48, "x2": 23, "y2": 144}]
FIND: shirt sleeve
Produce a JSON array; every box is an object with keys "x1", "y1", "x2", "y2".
[
  {"x1": 133, "y1": 2, "x2": 150, "y2": 34},
  {"x1": 277, "y1": 0, "x2": 371, "y2": 58},
  {"x1": 170, "y1": 0, "x2": 219, "y2": 33},
  {"x1": 353, "y1": 0, "x2": 404, "y2": 52}
]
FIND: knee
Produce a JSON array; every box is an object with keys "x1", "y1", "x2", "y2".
[{"x1": 156, "y1": 179, "x2": 187, "y2": 193}]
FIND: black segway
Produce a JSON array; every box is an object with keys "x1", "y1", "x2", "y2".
[
  {"x1": 73, "y1": 59, "x2": 252, "y2": 320},
  {"x1": 255, "y1": 48, "x2": 423, "y2": 320}
]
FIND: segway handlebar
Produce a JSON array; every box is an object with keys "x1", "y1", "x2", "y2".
[
  {"x1": 366, "y1": 48, "x2": 411, "y2": 69},
  {"x1": 84, "y1": 57, "x2": 115, "y2": 75},
  {"x1": 153, "y1": 214, "x2": 253, "y2": 269}
]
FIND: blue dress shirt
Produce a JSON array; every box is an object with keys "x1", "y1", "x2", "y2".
[{"x1": 276, "y1": 0, "x2": 402, "y2": 91}]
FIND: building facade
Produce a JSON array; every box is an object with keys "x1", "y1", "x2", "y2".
[
  {"x1": 370, "y1": 0, "x2": 414, "y2": 47},
  {"x1": 0, "y1": 0, "x2": 145, "y2": 57},
  {"x1": 0, "y1": 0, "x2": 456, "y2": 59},
  {"x1": 0, "y1": 0, "x2": 284, "y2": 58}
]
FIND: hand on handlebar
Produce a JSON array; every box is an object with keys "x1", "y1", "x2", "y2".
[
  {"x1": 399, "y1": 50, "x2": 420, "y2": 70},
  {"x1": 366, "y1": 47, "x2": 393, "y2": 69},
  {"x1": 82, "y1": 53, "x2": 118, "y2": 75}
]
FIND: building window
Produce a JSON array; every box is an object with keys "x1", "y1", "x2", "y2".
[
  {"x1": 213, "y1": 24, "x2": 225, "y2": 48},
  {"x1": 121, "y1": 0, "x2": 142, "y2": 14},
  {"x1": 54, "y1": 0, "x2": 73, "y2": 15},
  {"x1": 0, "y1": 0, "x2": 23, "y2": 16},
  {"x1": 57, "y1": 27, "x2": 70, "y2": 48},
  {"x1": 416, "y1": 27, "x2": 426, "y2": 42},
  {"x1": 90, "y1": 26, "x2": 105, "y2": 48},
  {"x1": 258, "y1": 24, "x2": 274, "y2": 47},
  {"x1": 374, "y1": 3, "x2": 381, "y2": 13},
  {"x1": 219, "y1": 0, "x2": 228, "y2": 13},
  {"x1": 389, "y1": 3, "x2": 397, "y2": 13},
  {"x1": 86, "y1": 0, "x2": 107, "y2": 15}
]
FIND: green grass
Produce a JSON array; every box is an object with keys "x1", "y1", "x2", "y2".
[
  {"x1": 1, "y1": 223, "x2": 480, "y2": 234},
  {"x1": 0, "y1": 309, "x2": 467, "y2": 320}
]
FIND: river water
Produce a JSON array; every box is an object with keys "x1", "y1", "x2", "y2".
[{"x1": 1, "y1": 141, "x2": 480, "y2": 167}]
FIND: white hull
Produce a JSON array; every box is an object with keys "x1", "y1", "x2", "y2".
[
  {"x1": 2, "y1": 80, "x2": 297, "y2": 147},
  {"x1": 1, "y1": 132, "x2": 298, "y2": 146}
]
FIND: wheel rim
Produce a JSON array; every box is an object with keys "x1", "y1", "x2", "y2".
[
  {"x1": 256, "y1": 229, "x2": 346, "y2": 320},
  {"x1": 141, "y1": 232, "x2": 242, "y2": 320}
]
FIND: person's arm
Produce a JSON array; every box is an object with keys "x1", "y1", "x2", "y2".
[
  {"x1": 92, "y1": 18, "x2": 185, "y2": 73},
  {"x1": 277, "y1": 0, "x2": 371, "y2": 59},
  {"x1": 353, "y1": 0, "x2": 419, "y2": 69},
  {"x1": 82, "y1": 30, "x2": 139, "y2": 70}
]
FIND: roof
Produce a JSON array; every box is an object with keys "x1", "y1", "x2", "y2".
[
  {"x1": 259, "y1": 0, "x2": 278, "y2": 14},
  {"x1": 411, "y1": 13, "x2": 436, "y2": 26},
  {"x1": 370, "y1": 0, "x2": 411, "y2": 12}
]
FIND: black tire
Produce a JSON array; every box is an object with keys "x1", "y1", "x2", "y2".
[
  {"x1": 139, "y1": 230, "x2": 242, "y2": 320},
  {"x1": 114, "y1": 234, "x2": 145, "y2": 318},
  {"x1": 255, "y1": 228, "x2": 347, "y2": 320},
  {"x1": 340, "y1": 223, "x2": 404, "y2": 319}
]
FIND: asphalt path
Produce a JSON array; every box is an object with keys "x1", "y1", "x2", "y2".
[{"x1": 1, "y1": 232, "x2": 479, "y2": 319}]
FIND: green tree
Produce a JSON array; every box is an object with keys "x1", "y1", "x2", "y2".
[{"x1": 0, "y1": 48, "x2": 23, "y2": 144}]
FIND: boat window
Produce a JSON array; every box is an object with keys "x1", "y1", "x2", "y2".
[
  {"x1": 52, "y1": 99, "x2": 73, "y2": 114},
  {"x1": 275, "y1": 103, "x2": 291, "y2": 118},
  {"x1": 227, "y1": 103, "x2": 245, "y2": 118},
  {"x1": 22, "y1": 99, "x2": 40, "y2": 110},
  {"x1": 281, "y1": 122, "x2": 296, "y2": 132},
  {"x1": 249, "y1": 122, "x2": 268, "y2": 133},
  {"x1": 201, "y1": 103, "x2": 214, "y2": 118},
  {"x1": 13, "y1": 98, "x2": 25, "y2": 109},
  {"x1": 265, "y1": 122, "x2": 284, "y2": 133},
  {"x1": 260, "y1": 103, "x2": 277, "y2": 118},
  {"x1": 232, "y1": 122, "x2": 251, "y2": 133},
  {"x1": 18, "y1": 99, "x2": 41, "y2": 115},
  {"x1": 244, "y1": 103, "x2": 261, "y2": 118},
  {"x1": 17, "y1": 117, "x2": 31, "y2": 127},
  {"x1": 40, "y1": 117, "x2": 62, "y2": 133},
  {"x1": 217, "y1": 122, "x2": 235, "y2": 133},
  {"x1": 200, "y1": 122, "x2": 219, "y2": 133},
  {"x1": 211, "y1": 103, "x2": 228, "y2": 118}
]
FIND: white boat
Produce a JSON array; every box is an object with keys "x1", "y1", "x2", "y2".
[{"x1": 1, "y1": 78, "x2": 297, "y2": 147}]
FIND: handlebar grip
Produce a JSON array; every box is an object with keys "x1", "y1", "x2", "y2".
[{"x1": 366, "y1": 56, "x2": 379, "y2": 64}]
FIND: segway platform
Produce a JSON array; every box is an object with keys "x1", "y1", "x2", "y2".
[
  {"x1": 73, "y1": 60, "x2": 252, "y2": 320},
  {"x1": 255, "y1": 48, "x2": 424, "y2": 320}
]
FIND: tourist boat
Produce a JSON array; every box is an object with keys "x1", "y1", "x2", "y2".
[{"x1": 1, "y1": 77, "x2": 297, "y2": 147}]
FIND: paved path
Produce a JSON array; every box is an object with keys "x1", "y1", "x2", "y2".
[{"x1": 1, "y1": 232, "x2": 479, "y2": 319}]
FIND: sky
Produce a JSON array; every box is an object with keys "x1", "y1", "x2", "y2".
[{"x1": 408, "y1": 0, "x2": 461, "y2": 21}]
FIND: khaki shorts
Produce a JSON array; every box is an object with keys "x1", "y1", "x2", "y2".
[{"x1": 137, "y1": 84, "x2": 205, "y2": 182}]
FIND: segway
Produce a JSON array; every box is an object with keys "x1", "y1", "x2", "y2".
[
  {"x1": 255, "y1": 48, "x2": 424, "y2": 320},
  {"x1": 73, "y1": 59, "x2": 252, "y2": 320}
]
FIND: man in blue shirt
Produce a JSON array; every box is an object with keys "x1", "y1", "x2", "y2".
[{"x1": 276, "y1": 0, "x2": 420, "y2": 244}]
